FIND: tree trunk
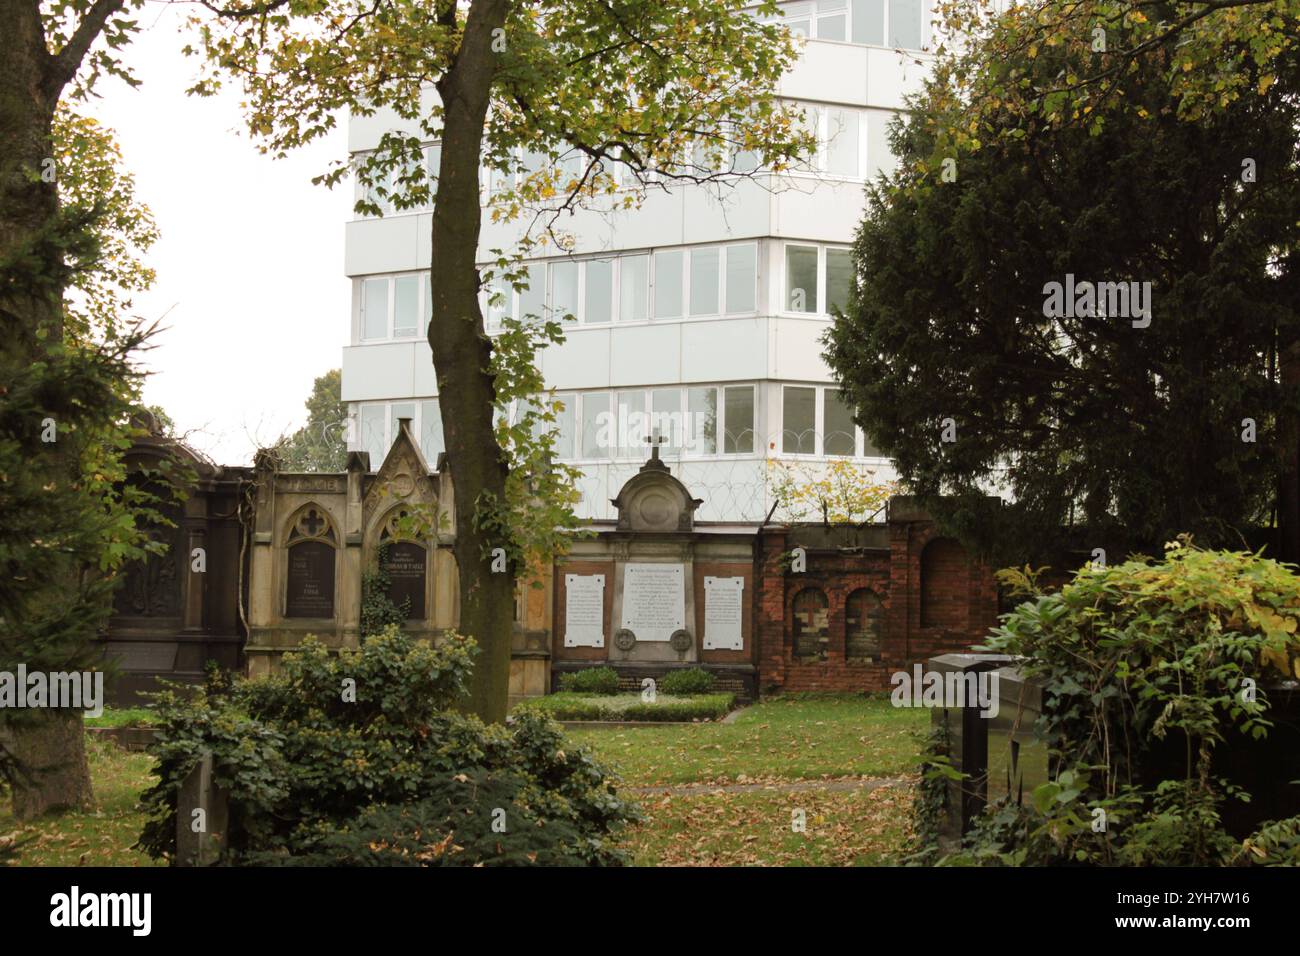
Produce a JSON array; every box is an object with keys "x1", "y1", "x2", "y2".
[
  {"x1": 1, "y1": 0, "x2": 100, "y2": 813},
  {"x1": 428, "y1": 0, "x2": 515, "y2": 723},
  {"x1": 1278, "y1": 339, "x2": 1300, "y2": 562},
  {"x1": 0, "y1": 710, "x2": 94, "y2": 820}
]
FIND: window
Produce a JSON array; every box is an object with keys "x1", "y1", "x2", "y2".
[
  {"x1": 393, "y1": 276, "x2": 420, "y2": 337},
  {"x1": 816, "y1": 0, "x2": 848, "y2": 40},
  {"x1": 580, "y1": 391, "x2": 610, "y2": 458},
  {"x1": 826, "y1": 248, "x2": 854, "y2": 316},
  {"x1": 888, "y1": 0, "x2": 923, "y2": 48},
  {"x1": 553, "y1": 395, "x2": 575, "y2": 458},
  {"x1": 585, "y1": 259, "x2": 614, "y2": 324},
  {"x1": 725, "y1": 243, "x2": 758, "y2": 313},
  {"x1": 616, "y1": 390, "x2": 645, "y2": 456},
  {"x1": 724, "y1": 385, "x2": 755, "y2": 454},
  {"x1": 688, "y1": 387, "x2": 718, "y2": 454},
  {"x1": 360, "y1": 405, "x2": 386, "y2": 465},
  {"x1": 826, "y1": 108, "x2": 860, "y2": 177},
  {"x1": 362, "y1": 278, "x2": 389, "y2": 340},
  {"x1": 652, "y1": 388, "x2": 683, "y2": 451},
  {"x1": 851, "y1": 0, "x2": 884, "y2": 43},
  {"x1": 519, "y1": 264, "x2": 544, "y2": 323},
  {"x1": 551, "y1": 260, "x2": 578, "y2": 321},
  {"x1": 620, "y1": 255, "x2": 649, "y2": 322},
  {"x1": 783, "y1": 386, "x2": 817, "y2": 454},
  {"x1": 689, "y1": 248, "x2": 720, "y2": 316},
  {"x1": 785, "y1": 245, "x2": 819, "y2": 313},
  {"x1": 419, "y1": 400, "x2": 443, "y2": 462},
  {"x1": 763, "y1": 0, "x2": 926, "y2": 48},
  {"x1": 824, "y1": 389, "x2": 857, "y2": 456},
  {"x1": 654, "y1": 250, "x2": 684, "y2": 319}
]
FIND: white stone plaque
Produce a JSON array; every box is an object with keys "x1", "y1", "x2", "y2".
[
  {"x1": 564, "y1": 573, "x2": 605, "y2": 647},
  {"x1": 703, "y1": 576, "x2": 744, "y2": 650},
  {"x1": 620, "y1": 563, "x2": 685, "y2": 642}
]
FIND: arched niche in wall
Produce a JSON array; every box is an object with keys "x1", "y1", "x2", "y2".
[
  {"x1": 284, "y1": 505, "x2": 337, "y2": 619},
  {"x1": 845, "y1": 588, "x2": 883, "y2": 660},
  {"x1": 920, "y1": 537, "x2": 968, "y2": 629},
  {"x1": 377, "y1": 506, "x2": 427, "y2": 621},
  {"x1": 791, "y1": 587, "x2": 830, "y2": 659}
]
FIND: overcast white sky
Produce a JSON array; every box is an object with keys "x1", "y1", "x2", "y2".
[{"x1": 86, "y1": 5, "x2": 352, "y2": 465}]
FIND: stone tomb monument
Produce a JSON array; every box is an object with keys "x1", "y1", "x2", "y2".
[{"x1": 555, "y1": 439, "x2": 755, "y2": 692}]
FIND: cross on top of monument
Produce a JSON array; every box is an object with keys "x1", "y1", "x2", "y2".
[{"x1": 644, "y1": 429, "x2": 667, "y2": 463}]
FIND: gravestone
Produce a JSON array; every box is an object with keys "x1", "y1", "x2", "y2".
[
  {"x1": 176, "y1": 753, "x2": 228, "y2": 867},
  {"x1": 285, "y1": 540, "x2": 335, "y2": 618},
  {"x1": 383, "y1": 542, "x2": 427, "y2": 620}
]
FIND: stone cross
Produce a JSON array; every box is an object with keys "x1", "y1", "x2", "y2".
[
  {"x1": 301, "y1": 509, "x2": 324, "y2": 536},
  {"x1": 644, "y1": 429, "x2": 667, "y2": 462}
]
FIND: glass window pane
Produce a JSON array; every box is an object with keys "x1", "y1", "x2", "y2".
[
  {"x1": 581, "y1": 391, "x2": 611, "y2": 459},
  {"x1": 824, "y1": 389, "x2": 857, "y2": 456},
  {"x1": 783, "y1": 386, "x2": 817, "y2": 455},
  {"x1": 484, "y1": 274, "x2": 509, "y2": 330},
  {"x1": 518, "y1": 264, "x2": 544, "y2": 323},
  {"x1": 554, "y1": 394, "x2": 575, "y2": 459},
  {"x1": 852, "y1": 0, "x2": 884, "y2": 44},
  {"x1": 725, "y1": 244, "x2": 757, "y2": 313},
  {"x1": 616, "y1": 390, "x2": 645, "y2": 457},
  {"x1": 653, "y1": 250, "x2": 684, "y2": 319},
  {"x1": 724, "y1": 385, "x2": 755, "y2": 454},
  {"x1": 785, "y1": 245, "x2": 819, "y2": 313},
  {"x1": 394, "y1": 275, "x2": 419, "y2": 336},
  {"x1": 888, "y1": 0, "x2": 922, "y2": 48},
  {"x1": 360, "y1": 405, "x2": 386, "y2": 467},
  {"x1": 827, "y1": 248, "x2": 854, "y2": 316},
  {"x1": 585, "y1": 259, "x2": 613, "y2": 324},
  {"x1": 651, "y1": 389, "x2": 682, "y2": 452},
  {"x1": 363, "y1": 278, "x2": 389, "y2": 339},
  {"x1": 619, "y1": 255, "x2": 649, "y2": 322},
  {"x1": 551, "y1": 260, "x2": 578, "y2": 321},
  {"x1": 419, "y1": 399, "x2": 444, "y2": 463},
  {"x1": 826, "y1": 109, "x2": 860, "y2": 176},
  {"x1": 818, "y1": 13, "x2": 846, "y2": 40},
  {"x1": 689, "y1": 248, "x2": 720, "y2": 316},
  {"x1": 389, "y1": 402, "x2": 415, "y2": 456},
  {"x1": 688, "y1": 387, "x2": 718, "y2": 454}
]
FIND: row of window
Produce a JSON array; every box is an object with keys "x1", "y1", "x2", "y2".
[
  {"x1": 358, "y1": 101, "x2": 900, "y2": 219},
  {"x1": 357, "y1": 241, "x2": 855, "y2": 342},
  {"x1": 759, "y1": 0, "x2": 928, "y2": 50},
  {"x1": 353, "y1": 384, "x2": 882, "y2": 466}
]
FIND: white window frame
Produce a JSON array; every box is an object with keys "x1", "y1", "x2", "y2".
[
  {"x1": 360, "y1": 272, "x2": 433, "y2": 343},
  {"x1": 780, "y1": 242, "x2": 853, "y2": 317}
]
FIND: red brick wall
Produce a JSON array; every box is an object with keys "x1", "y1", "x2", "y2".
[{"x1": 756, "y1": 519, "x2": 999, "y2": 694}]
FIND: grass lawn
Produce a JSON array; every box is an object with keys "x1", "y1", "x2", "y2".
[
  {"x1": 84, "y1": 707, "x2": 155, "y2": 729},
  {"x1": 0, "y1": 736, "x2": 160, "y2": 867},
  {"x1": 566, "y1": 692, "x2": 926, "y2": 787},
  {"x1": 1, "y1": 692, "x2": 923, "y2": 867}
]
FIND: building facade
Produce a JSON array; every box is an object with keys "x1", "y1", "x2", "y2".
[{"x1": 339, "y1": 2, "x2": 936, "y2": 521}]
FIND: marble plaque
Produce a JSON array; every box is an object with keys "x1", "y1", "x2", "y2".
[
  {"x1": 703, "y1": 576, "x2": 744, "y2": 650},
  {"x1": 564, "y1": 574, "x2": 605, "y2": 647},
  {"x1": 620, "y1": 563, "x2": 685, "y2": 643}
]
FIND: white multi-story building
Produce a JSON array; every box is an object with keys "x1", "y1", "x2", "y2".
[{"x1": 341, "y1": 1, "x2": 934, "y2": 521}]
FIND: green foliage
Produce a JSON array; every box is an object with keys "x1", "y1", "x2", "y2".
[
  {"x1": 136, "y1": 627, "x2": 637, "y2": 865},
  {"x1": 947, "y1": 541, "x2": 1300, "y2": 865},
  {"x1": 360, "y1": 542, "x2": 409, "y2": 639},
  {"x1": 825, "y1": 4, "x2": 1300, "y2": 564},
  {"x1": 907, "y1": 722, "x2": 958, "y2": 865},
  {"x1": 273, "y1": 369, "x2": 348, "y2": 473},
  {"x1": 518, "y1": 692, "x2": 736, "y2": 723},
  {"x1": 658, "y1": 668, "x2": 716, "y2": 696},
  {"x1": 558, "y1": 667, "x2": 621, "y2": 695}
]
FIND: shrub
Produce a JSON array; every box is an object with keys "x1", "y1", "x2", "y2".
[
  {"x1": 558, "y1": 666, "x2": 620, "y2": 695},
  {"x1": 937, "y1": 540, "x2": 1300, "y2": 866},
  {"x1": 519, "y1": 692, "x2": 735, "y2": 722},
  {"x1": 137, "y1": 627, "x2": 638, "y2": 866},
  {"x1": 658, "y1": 668, "x2": 716, "y2": 695}
]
